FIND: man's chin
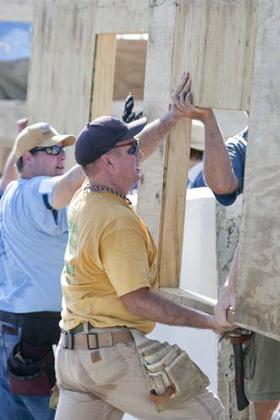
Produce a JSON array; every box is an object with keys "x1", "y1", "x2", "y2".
[{"x1": 55, "y1": 168, "x2": 65, "y2": 175}]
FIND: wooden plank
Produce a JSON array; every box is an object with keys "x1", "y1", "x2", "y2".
[
  {"x1": 236, "y1": 0, "x2": 280, "y2": 342},
  {"x1": 91, "y1": 34, "x2": 117, "y2": 119},
  {"x1": 0, "y1": 0, "x2": 34, "y2": 22},
  {"x1": 137, "y1": 0, "x2": 178, "y2": 242},
  {"x1": 158, "y1": 119, "x2": 191, "y2": 287},
  {"x1": 159, "y1": 287, "x2": 216, "y2": 315},
  {"x1": 173, "y1": 0, "x2": 257, "y2": 110},
  {"x1": 27, "y1": 0, "x2": 98, "y2": 167},
  {"x1": 93, "y1": 0, "x2": 149, "y2": 34}
]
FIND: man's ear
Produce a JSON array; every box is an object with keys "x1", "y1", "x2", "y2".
[
  {"x1": 21, "y1": 151, "x2": 33, "y2": 164},
  {"x1": 100, "y1": 154, "x2": 114, "y2": 168}
]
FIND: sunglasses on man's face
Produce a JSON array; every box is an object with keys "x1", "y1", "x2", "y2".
[
  {"x1": 112, "y1": 139, "x2": 140, "y2": 155},
  {"x1": 30, "y1": 145, "x2": 66, "y2": 156}
]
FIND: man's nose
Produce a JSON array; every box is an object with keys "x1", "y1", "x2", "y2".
[
  {"x1": 58, "y1": 150, "x2": 66, "y2": 160},
  {"x1": 137, "y1": 148, "x2": 144, "y2": 160}
]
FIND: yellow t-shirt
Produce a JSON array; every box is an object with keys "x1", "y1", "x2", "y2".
[{"x1": 60, "y1": 188, "x2": 158, "y2": 334}]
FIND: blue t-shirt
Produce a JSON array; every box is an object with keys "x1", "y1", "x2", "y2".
[
  {"x1": 0, "y1": 176, "x2": 68, "y2": 313},
  {"x1": 188, "y1": 170, "x2": 206, "y2": 188},
  {"x1": 188, "y1": 128, "x2": 248, "y2": 201},
  {"x1": 214, "y1": 128, "x2": 248, "y2": 206},
  {"x1": 188, "y1": 161, "x2": 206, "y2": 188}
]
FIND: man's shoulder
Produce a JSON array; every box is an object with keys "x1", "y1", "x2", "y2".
[{"x1": 226, "y1": 127, "x2": 248, "y2": 148}]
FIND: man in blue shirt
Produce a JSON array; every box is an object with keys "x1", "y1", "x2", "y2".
[
  {"x1": 173, "y1": 87, "x2": 280, "y2": 420},
  {"x1": 0, "y1": 122, "x2": 85, "y2": 420}
]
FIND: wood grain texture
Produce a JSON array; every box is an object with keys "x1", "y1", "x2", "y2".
[
  {"x1": 236, "y1": 0, "x2": 280, "y2": 341},
  {"x1": 158, "y1": 119, "x2": 191, "y2": 287},
  {"x1": 91, "y1": 34, "x2": 117, "y2": 118},
  {"x1": 28, "y1": 0, "x2": 97, "y2": 133},
  {"x1": 0, "y1": 100, "x2": 26, "y2": 145},
  {"x1": 27, "y1": 0, "x2": 97, "y2": 168},
  {"x1": 173, "y1": 0, "x2": 257, "y2": 110},
  {"x1": 159, "y1": 287, "x2": 216, "y2": 315},
  {"x1": 93, "y1": 0, "x2": 149, "y2": 34},
  {"x1": 0, "y1": 0, "x2": 34, "y2": 22},
  {"x1": 137, "y1": 0, "x2": 178, "y2": 243}
]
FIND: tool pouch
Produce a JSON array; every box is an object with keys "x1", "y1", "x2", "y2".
[
  {"x1": 132, "y1": 331, "x2": 209, "y2": 411},
  {"x1": 7, "y1": 341, "x2": 55, "y2": 396}
]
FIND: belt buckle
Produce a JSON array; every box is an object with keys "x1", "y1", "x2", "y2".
[
  {"x1": 63, "y1": 332, "x2": 74, "y2": 349},
  {"x1": 87, "y1": 333, "x2": 99, "y2": 350}
]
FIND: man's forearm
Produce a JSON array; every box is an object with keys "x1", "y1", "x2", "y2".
[
  {"x1": 121, "y1": 288, "x2": 215, "y2": 330},
  {"x1": 0, "y1": 150, "x2": 17, "y2": 192},
  {"x1": 138, "y1": 111, "x2": 181, "y2": 160},
  {"x1": 52, "y1": 165, "x2": 85, "y2": 209},
  {"x1": 203, "y1": 111, "x2": 239, "y2": 194}
]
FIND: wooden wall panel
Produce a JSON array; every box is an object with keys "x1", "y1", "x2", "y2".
[
  {"x1": 93, "y1": 0, "x2": 149, "y2": 34},
  {"x1": 173, "y1": 0, "x2": 257, "y2": 110},
  {"x1": 0, "y1": 100, "x2": 26, "y2": 145},
  {"x1": 28, "y1": 0, "x2": 97, "y2": 136},
  {"x1": 236, "y1": 0, "x2": 280, "y2": 340},
  {"x1": 0, "y1": 0, "x2": 33, "y2": 22}
]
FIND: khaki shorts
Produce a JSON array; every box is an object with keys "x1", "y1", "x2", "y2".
[
  {"x1": 54, "y1": 329, "x2": 224, "y2": 420},
  {"x1": 244, "y1": 333, "x2": 280, "y2": 401}
]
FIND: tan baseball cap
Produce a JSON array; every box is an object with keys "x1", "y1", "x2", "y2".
[
  {"x1": 14, "y1": 122, "x2": 76, "y2": 159},
  {"x1": 191, "y1": 120, "x2": 205, "y2": 151}
]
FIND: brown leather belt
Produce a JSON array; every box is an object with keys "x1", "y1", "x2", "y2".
[{"x1": 61, "y1": 329, "x2": 133, "y2": 350}]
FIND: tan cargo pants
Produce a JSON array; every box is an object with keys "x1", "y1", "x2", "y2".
[{"x1": 55, "y1": 331, "x2": 224, "y2": 420}]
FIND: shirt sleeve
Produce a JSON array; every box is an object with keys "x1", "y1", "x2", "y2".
[
  {"x1": 25, "y1": 177, "x2": 68, "y2": 235},
  {"x1": 214, "y1": 130, "x2": 247, "y2": 206},
  {"x1": 188, "y1": 170, "x2": 206, "y2": 189},
  {"x1": 99, "y1": 216, "x2": 152, "y2": 297}
]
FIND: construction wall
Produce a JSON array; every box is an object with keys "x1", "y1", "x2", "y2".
[{"x1": 1, "y1": 0, "x2": 279, "y2": 346}]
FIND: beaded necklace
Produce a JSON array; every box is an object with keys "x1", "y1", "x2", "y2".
[{"x1": 85, "y1": 184, "x2": 132, "y2": 205}]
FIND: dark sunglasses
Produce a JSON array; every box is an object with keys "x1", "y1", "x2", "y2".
[
  {"x1": 111, "y1": 139, "x2": 140, "y2": 155},
  {"x1": 30, "y1": 145, "x2": 66, "y2": 156}
]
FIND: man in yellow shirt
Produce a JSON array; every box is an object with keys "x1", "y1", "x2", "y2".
[{"x1": 55, "y1": 73, "x2": 231, "y2": 419}]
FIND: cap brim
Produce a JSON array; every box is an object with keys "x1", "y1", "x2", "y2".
[
  {"x1": 41, "y1": 134, "x2": 76, "y2": 148},
  {"x1": 122, "y1": 117, "x2": 147, "y2": 141}
]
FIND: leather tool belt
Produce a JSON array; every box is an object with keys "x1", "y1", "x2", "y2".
[
  {"x1": 61, "y1": 327, "x2": 133, "y2": 350},
  {"x1": 131, "y1": 330, "x2": 209, "y2": 411},
  {"x1": 0, "y1": 310, "x2": 60, "y2": 396},
  {"x1": 7, "y1": 342, "x2": 55, "y2": 396}
]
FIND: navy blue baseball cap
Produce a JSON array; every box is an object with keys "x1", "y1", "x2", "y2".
[{"x1": 75, "y1": 116, "x2": 147, "y2": 166}]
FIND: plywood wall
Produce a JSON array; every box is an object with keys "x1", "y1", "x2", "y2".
[
  {"x1": 22, "y1": 0, "x2": 280, "y2": 339},
  {"x1": 138, "y1": 0, "x2": 257, "y2": 288},
  {"x1": 236, "y1": 0, "x2": 280, "y2": 340}
]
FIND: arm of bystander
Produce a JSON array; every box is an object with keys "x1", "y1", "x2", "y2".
[{"x1": 0, "y1": 118, "x2": 28, "y2": 194}]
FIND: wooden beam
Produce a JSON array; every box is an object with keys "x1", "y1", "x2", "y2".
[
  {"x1": 158, "y1": 120, "x2": 191, "y2": 287},
  {"x1": 91, "y1": 34, "x2": 117, "y2": 119},
  {"x1": 159, "y1": 287, "x2": 216, "y2": 315},
  {"x1": 137, "y1": 0, "x2": 178, "y2": 242}
]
